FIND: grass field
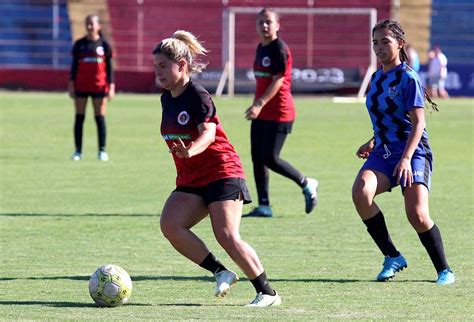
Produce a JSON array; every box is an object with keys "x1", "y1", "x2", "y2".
[{"x1": 0, "y1": 91, "x2": 472, "y2": 320}]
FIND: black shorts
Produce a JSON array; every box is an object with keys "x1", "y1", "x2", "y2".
[
  {"x1": 174, "y1": 178, "x2": 252, "y2": 206},
  {"x1": 252, "y1": 119, "x2": 293, "y2": 134},
  {"x1": 75, "y1": 91, "x2": 108, "y2": 98}
]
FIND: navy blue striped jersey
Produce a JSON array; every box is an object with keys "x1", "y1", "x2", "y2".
[{"x1": 366, "y1": 62, "x2": 427, "y2": 147}]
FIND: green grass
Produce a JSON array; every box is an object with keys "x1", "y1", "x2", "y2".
[{"x1": 0, "y1": 91, "x2": 472, "y2": 320}]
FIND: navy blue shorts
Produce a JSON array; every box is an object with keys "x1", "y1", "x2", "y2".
[
  {"x1": 174, "y1": 178, "x2": 252, "y2": 206},
  {"x1": 360, "y1": 140, "x2": 433, "y2": 191}
]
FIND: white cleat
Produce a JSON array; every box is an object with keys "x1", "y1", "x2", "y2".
[
  {"x1": 214, "y1": 269, "x2": 238, "y2": 298},
  {"x1": 246, "y1": 291, "x2": 281, "y2": 307},
  {"x1": 98, "y1": 151, "x2": 109, "y2": 161},
  {"x1": 303, "y1": 178, "x2": 319, "y2": 214},
  {"x1": 71, "y1": 152, "x2": 82, "y2": 161}
]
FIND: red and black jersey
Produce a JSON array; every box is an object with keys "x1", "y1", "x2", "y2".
[
  {"x1": 160, "y1": 81, "x2": 245, "y2": 187},
  {"x1": 253, "y1": 38, "x2": 295, "y2": 122},
  {"x1": 70, "y1": 36, "x2": 114, "y2": 93}
]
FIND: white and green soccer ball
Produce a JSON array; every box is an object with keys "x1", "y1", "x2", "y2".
[{"x1": 88, "y1": 264, "x2": 133, "y2": 307}]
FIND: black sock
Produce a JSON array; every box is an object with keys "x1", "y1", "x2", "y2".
[
  {"x1": 363, "y1": 211, "x2": 400, "y2": 258},
  {"x1": 418, "y1": 224, "x2": 450, "y2": 273},
  {"x1": 95, "y1": 115, "x2": 106, "y2": 151},
  {"x1": 250, "y1": 271, "x2": 275, "y2": 296},
  {"x1": 74, "y1": 114, "x2": 85, "y2": 153},
  {"x1": 199, "y1": 253, "x2": 227, "y2": 275},
  {"x1": 300, "y1": 177, "x2": 308, "y2": 189}
]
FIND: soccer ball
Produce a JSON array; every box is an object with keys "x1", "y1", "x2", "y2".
[{"x1": 88, "y1": 264, "x2": 133, "y2": 307}]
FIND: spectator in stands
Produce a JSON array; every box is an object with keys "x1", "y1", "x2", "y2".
[
  {"x1": 153, "y1": 30, "x2": 281, "y2": 307},
  {"x1": 428, "y1": 45, "x2": 449, "y2": 99},
  {"x1": 243, "y1": 7, "x2": 318, "y2": 218},
  {"x1": 352, "y1": 19, "x2": 455, "y2": 285},
  {"x1": 405, "y1": 43, "x2": 420, "y2": 72},
  {"x1": 68, "y1": 14, "x2": 115, "y2": 161}
]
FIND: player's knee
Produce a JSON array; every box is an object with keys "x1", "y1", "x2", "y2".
[
  {"x1": 352, "y1": 182, "x2": 371, "y2": 207},
  {"x1": 263, "y1": 154, "x2": 279, "y2": 169},
  {"x1": 407, "y1": 210, "x2": 432, "y2": 232},
  {"x1": 215, "y1": 231, "x2": 238, "y2": 252},
  {"x1": 160, "y1": 217, "x2": 177, "y2": 240}
]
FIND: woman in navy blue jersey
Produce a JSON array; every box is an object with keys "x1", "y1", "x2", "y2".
[
  {"x1": 352, "y1": 19, "x2": 455, "y2": 284},
  {"x1": 69, "y1": 14, "x2": 114, "y2": 161}
]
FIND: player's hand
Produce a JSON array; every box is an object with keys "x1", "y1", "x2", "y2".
[
  {"x1": 393, "y1": 157, "x2": 413, "y2": 187},
  {"x1": 68, "y1": 81, "x2": 75, "y2": 99},
  {"x1": 108, "y1": 84, "x2": 115, "y2": 101},
  {"x1": 170, "y1": 138, "x2": 194, "y2": 158},
  {"x1": 245, "y1": 104, "x2": 262, "y2": 120},
  {"x1": 356, "y1": 139, "x2": 374, "y2": 159}
]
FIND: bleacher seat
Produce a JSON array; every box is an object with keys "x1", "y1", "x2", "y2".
[
  {"x1": 0, "y1": 0, "x2": 72, "y2": 67},
  {"x1": 430, "y1": 0, "x2": 474, "y2": 64}
]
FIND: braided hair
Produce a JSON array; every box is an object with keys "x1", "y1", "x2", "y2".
[{"x1": 372, "y1": 19, "x2": 438, "y2": 111}]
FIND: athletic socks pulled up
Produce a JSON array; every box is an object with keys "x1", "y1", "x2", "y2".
[
  {"x1": 74, "y1": 114, "x2": 85, "y2": 153},
  {"x1": 418, "y1": 224, "x2": 450, "y2": 272},
  {"x1": 363, "y1": 211, "x2": 400, "y2": 258}
]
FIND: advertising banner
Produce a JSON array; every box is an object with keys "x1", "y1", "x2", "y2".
[
  {"x1": 193, "y1": 64, "x2": 474, "y2": 97},
  {"x1": 418, "y1": 63, "x2": 474, "y2": 97}
]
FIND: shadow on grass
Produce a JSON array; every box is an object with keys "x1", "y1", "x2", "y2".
[
  {"x1": 0, "y1": 275, "x2": 435, "y2": 284},
  {"x1": 0, "y1": 275, "x2": 215, "y2": 282},
  {"x1": 0, "y1": 300, "x2": 244, "y2": 307},
  {"x1": 0, "y1": 213, "x2": 159, "y2": 217},
  {"x1": 0, "y1": 300, "x2": 152, "y2": 307},
  {"x1": 0, "y1": 275, "x2": 364, "y2": 283},
  {"x1": 155, "y1": 303, "x2": 243, "y2": 307}
]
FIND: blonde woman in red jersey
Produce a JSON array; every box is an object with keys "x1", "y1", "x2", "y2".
[
  {"x1": 244, "y1": 8, "x2": 318, "y2": 217},
  {"x1": 154, "y1": 30, "x2": 281, "y2": 307}
]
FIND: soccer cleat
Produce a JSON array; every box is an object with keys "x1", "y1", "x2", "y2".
[
  {"x1": 376, "y1": 254, "x2": 408, "y2": 281},
  {"x1": 242, "y1": 205, "x2": 273, "y2": 218},
  {"x1": 98, "y1": 151, "x2": 109, "y2": 161},
  {"x1": 246, "y1": 291, "x2": 281, "y2": 307},
  {"x1": 436, "y1": 269, "x2": 455, "y2": 285},
  {"x1": 71, "y1": 152, "x2": 82, "y2": 161},
  {"x1": 214, "y1": 269, "x2": 238, "y2": 297},
  {"x1": 303, "y1": 178, "x2": 319, "y2": 214}
]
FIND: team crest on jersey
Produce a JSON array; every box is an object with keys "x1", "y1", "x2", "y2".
[
  {"x1": 96, "y1": 46, "x2": 104, "y2": 56},
  {"x1": 177, "y1": 111, "x2": 190, "y2": 125},
  {"x1": 262, "y1": 56, "x2": 271, "y2": 67},
  {"x1": 388, "y1": 86, "x2": 399, "y2": 99}
]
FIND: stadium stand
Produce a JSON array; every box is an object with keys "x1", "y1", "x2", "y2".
[
  {"x1": 0, "y1": 0, "x2": 472, "y2": 95},
  {"x1": 430, "y1": 0, "x2": 474, "y2": 64},
  {"x1": 106, "y1": 0, "x2": 390, "y2": 71},
  {"x1": 0, "y1": 0, "x2": 71, "y2": 67},
  {"x1": 397, "y1": 0, "x2": 432, "y2": 64},
  {"x1": 107, "y1": 0, "x2": 224, "y2": 71},
  {"x1": 68, "y1": 0, "x2": 112, "y2": 49}
]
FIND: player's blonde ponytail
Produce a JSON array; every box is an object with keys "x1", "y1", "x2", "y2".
[{"x1": 153, "y1": 30, "x2": 207, "y2": 74}]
